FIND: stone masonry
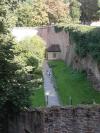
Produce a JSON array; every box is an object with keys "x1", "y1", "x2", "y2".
[{"x1": 8, "y1": 106, "x2": 100, "y2": 133}]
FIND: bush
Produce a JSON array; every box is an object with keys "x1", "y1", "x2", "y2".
[
  {"x1": 0, "y1": 36, "x2": 45, "y2": 112},
  {"x1": 14, "y1": 36, "x2": 45, "y2": 88}
]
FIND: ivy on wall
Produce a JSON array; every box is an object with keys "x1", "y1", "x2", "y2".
[{"x1": 54, "y1": 24, "x2": 100, "y2": 63}]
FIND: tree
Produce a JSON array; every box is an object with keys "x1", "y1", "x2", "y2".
[
  {"x1": 14, "y1": 36, "x2": 45, "y2": 94},
  {"x1": 16, "y1": 0, "x2": 72, "y2": 26},
  {"x1": 16, "y1": 1, "x2": 49, "y2": 26},
  {"x1": 15, "y1": 36, "x2": 45, "y2": 75},
  {"x1": 16, "y1": 2, "x2": 35, "y2": 26},
  {"x1": 32, "y1": 0, "x2": 49, "y2": 26},
  {"x1": 63, "y1": 0, "x2": 70, "y2": 3},
  {"x1": 46, "y1": 0, "x2": 70, "y2": 24},
  {"x1": 79, "y1": 0, "x2": 99, "y2": 24},
  {"x1": 96, "y1": 0, "x2": 100, "y2": 19},
  {"x1": 0, "y1": 0, "x2": 25, "y2": 131},
  {"x1": 26, "y1": 0, "x2": 33, "y2": 4},
  {"x1": 69, "y1": 0, "x2": 81, "y2": 23},
  {"x1": 0, "y1": 0, "x2": 35, "y2": 113}
]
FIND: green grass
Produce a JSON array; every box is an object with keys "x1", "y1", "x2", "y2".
[
  {"x1": 49, "y1": 60, "x2": 100, "y2": 106},
  {"x1": 31, "y1": 86, "x2": 45, "y2": 107}
]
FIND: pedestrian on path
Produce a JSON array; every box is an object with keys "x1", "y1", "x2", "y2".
[
  {"x1": 46, "y1": 70, "x2": 51, "y2": 77},
  {"x1": 48, "y1": 71, "x2": 51, "y2": 77}
]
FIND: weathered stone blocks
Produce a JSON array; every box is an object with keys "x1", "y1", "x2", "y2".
[{"x1": 8, "y1": 106, "x2": 100, "y2": 133}]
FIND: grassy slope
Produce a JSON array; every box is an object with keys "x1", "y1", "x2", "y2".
[
  {"x1": 49, "y1": 60, "x2": 100, "y2": 105},
  {"x1": 31, "y1": 86, "x2": 45, "y2": 107}
]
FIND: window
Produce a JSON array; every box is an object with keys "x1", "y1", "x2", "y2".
[{"x1": 53, "y1": 53, "x2": 56, "y2": 58}]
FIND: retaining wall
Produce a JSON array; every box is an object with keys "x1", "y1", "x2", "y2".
[{"x1": 8, "y1": 106, "x2": 100, "y2": 133}]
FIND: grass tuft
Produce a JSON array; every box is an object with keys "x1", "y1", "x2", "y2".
[{"x1": 31, "y1": 86, "x2": 45, "y2": 107}]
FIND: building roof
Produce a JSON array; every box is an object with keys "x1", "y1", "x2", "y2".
[{"x1": 47, "y1": 44, "x2": 61, "y2": 52}]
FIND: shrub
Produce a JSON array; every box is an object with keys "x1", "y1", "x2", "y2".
[{"x1": 14, "y1": 36, "x2": 45, "y2": 88}]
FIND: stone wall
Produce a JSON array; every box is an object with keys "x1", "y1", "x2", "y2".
[
  {"x1": 38, "y1": 26, "x2": 69, "y2": 60},
  {"x1": 8, "y1": 106, "x2": 100, "y2": 133},
  {"x1": 38, "y1": 26, "x2": 100, "y2": 85},
  {"x1": 8, "y1": 109, "x2": 44, "y2": 133},
  {"x1": 38, "y1": 27, "x2": 100, "y2": 87},
  {"x1": 12, "y1": 26, "x2": 70, "y2": 61},
  {"x1": 65, "y1": 40, "x2": 100, "y2": 91}
]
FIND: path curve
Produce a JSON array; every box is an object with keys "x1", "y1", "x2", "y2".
[{"x1": 42, "y1": 60, "x2": 60, "y2": 107}]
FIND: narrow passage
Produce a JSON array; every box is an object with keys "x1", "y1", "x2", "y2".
[{"x1": 42, "y1": 60, "x2": 60, "y2": 107}]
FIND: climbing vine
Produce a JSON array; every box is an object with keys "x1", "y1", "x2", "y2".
[{"x1": 54, "y1": 24, "x2": 100, "y2": 63}]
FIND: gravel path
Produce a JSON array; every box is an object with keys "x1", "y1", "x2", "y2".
[{"x1": 42, "y1": 60, "x2": 60, "y2": 107}]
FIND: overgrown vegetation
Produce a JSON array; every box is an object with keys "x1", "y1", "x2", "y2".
[
  {"x1": 0, "y1": 0, "x2": 26, "y2": 112},
  {"x1": 55, "y1": 24, "x2": 100, "y2": 63},
  {"x1": 0, "y1": 0, "x2": 100, "y2": 113},
  {"x1": 0, "y1": 1, "x2": 45, "y2": 130},
  {"x1": 0, "y1": 0, "x2": 45, "y2": 111},
  {"x1": 15, "y1": 0, "x2": 72, "y2": 26},
  {"x1": 49, "y1": 60, "x2": 100, "y2": 105},
  {"x1": 69, "y1": 0, "x2": 81, "y2": 23},
  {"x1": 14, "y1": 36, "x2": 45, "y2": 107},
  {"x1": 16, "y1": 0, "x2": 100, "y2": 25},
  {"x1": 13, "y1": 0, "x2": 84, "y2": 27},
  {"x1": 15, "y1": 0, "x2": 49, "y2": 26}
]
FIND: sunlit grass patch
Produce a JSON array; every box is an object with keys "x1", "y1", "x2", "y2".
[
  {"x1": 31, "y1": 86, "x2": 45, "y2": 107},
  {"x1": 49, "y1": 60, "x2": 100, "y2": 106}
]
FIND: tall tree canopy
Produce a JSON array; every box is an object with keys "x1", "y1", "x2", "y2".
[
  {"x1": 69, "y1": 0, "x2": 80, "y2": 22},
  {"x1": 0, "y1": 0, "x2": 45, "y2": 113},
  {"x1": 16, "y1": 0, "x2": 71, "y2": 26},
  {"x1": 79, "y1": 0, "x2": 99, "y2": 24},
  {"x1": 0, "y1": 0, "x2": 32, "y2": 112},
  {"x1": 16, "y1": 0, "x2": 49, "y2": 26},
  {"x1": 46, "y1": 0, "x2": 70, "y2": 24},
  {"x1": 32, "y1": 0, "x2": 49, "y2": 26},
  {"x1": 16, "y1": 2, "x2": 35, "y2": 26}
]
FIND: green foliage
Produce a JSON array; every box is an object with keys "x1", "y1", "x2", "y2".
[
  {"x1": 16, "y1": 36, "x2": 45, "y2": 66},
  {"x1": 15, "y1": 2, "x2": 35, "y2": 26},
  {"x1": 14, "y1": 36, "x2": 45, "y2": 89},
  {"x1": 46, "y1": 0, "x2": 71, "y2": 24},
  {"x1": 96, "y1": 10, "x2": 100, "y2": 18},
  {"x1": 16, "y1": 1, "x2": 49, "y2": 26},
  {"x1": 54, "y1": 24, "x2": 100, "y2": 63},
  {"x1": 54, "y1": 25, "x2": 64, "y2": 33},
  {"x1": 0, "y1": 0, "x2": 33, "y2": 112},
  {"x1": 26, "y1": 0, "x2": 33, "y2": 4},
  {"x1": 0, "y1": 0, "x2": 16, "y2": 31},
  {"x1": 0, "y1": 35, "x2": 45, "y2": 111},
  {"x1": 32, "y1": 0, "x2": 49, "y2": 26},
  {"x1": 31, "y1": 85, "x2": 45, "y2": 107},
  {"x1": 15, "y1": 0, "x2": 73, "y2": 26},
  {"x1": 0, "y1": 0, "x2": 45, "y2": 112},
  {"x1": 69, "y1": 0, "x2": 81, "y2": 22},
  {"x1": 49, "y1": 60, "x2": 100, "y2": 105},
  {"x1": 79, "y1": 0, "x2": 99, "y2": 23}
]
